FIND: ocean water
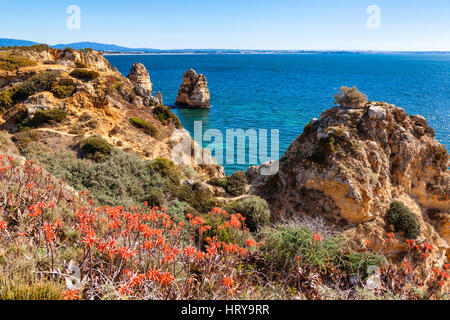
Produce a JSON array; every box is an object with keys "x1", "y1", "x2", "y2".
[{"x1": 106, "y1": 54, "x2": 450, "y2": 175}]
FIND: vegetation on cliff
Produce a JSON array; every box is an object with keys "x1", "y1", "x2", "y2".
[{"x1": 0, "y1": 46, "x2": 448, "y2": 300}]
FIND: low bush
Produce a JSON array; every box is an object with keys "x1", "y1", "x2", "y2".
[
  {"x1": 259, "y1": 224, "x2": 342, "y2": 271},
  {"x1": 51, "y1": 80, "x2": 76, "y2": 99},
  {"x1": 226, "y1": 196, "x2": 271, "y2": 231},
  {"x1": 16, "y1": 108, "x2": 67, "y2": 131},
  {"x1": 225, "y1": 171, "x2": 248, "y2": 196},
  {"x1": 167, "y1": 201, "x2": 197, "y2": 223},
  {"x1": 15, "y1": 72, "x2": 58, "y2": 100},
  {"x1": 0, "y1": 72, "x2": 61, "y2": 112},
  {"x1": 0, "y1": 52, "x2": 37, "y2": 71},
  {"x1": 81, "y1": 136, "x2": 112, "y2": 162},
  {"x1": 0, "y1": 86, "x2": 19, "y2": 112},
  {"x1": 386, "y1": 201, "x2": 420, "y2": 239},
  {"x1": 208, "y1": 171, "x2": 248, "y2": 197},
  {"x1": 0, "y1": 275, "x2": 65, "y2": 300},
  {"x1": 334, "y1": 86, "x2": 368, "y2": 108},
  {"x1": 17, "y1": 147, "x2": 183, "y2": 209},
  {"x1": 208, "y1": 177, "x2": 228, "y2": 189},
  {"x1": 148, "y1": 157, "x2": 180, "y2": 185},
  {"x1": 0, "y1": 44, "x2": 50, "y2": 52},
  {"x1": 129, "y1": 116, "x2": 159, "y2": 137},
  {"x1": 152, "y1": 105, "x2": 182, "y2": 128},
  {"x1": 176, "y1": 182, "x2": 217, "y2": 213},
  {"x1": 32, "y1": 109, "x2": 67, "y2": 126},
  {"x1": 11, "y1": 130, "x2": 41, "y2": 151},
  {"x1": 69, "y1": 69, "x2": 99, "y2": 81}
]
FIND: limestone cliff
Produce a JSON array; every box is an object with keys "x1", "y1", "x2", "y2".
[
  {"x1": 127, "y1": 62, "x2": 162, "y2": 106},
  {"x1": 175, "y1": 69, "x2": 210, "y2": 108},
  {"x1": 0, "y1": 46, "x2": 223, "y2": 179},
  {"x1": 249, "y1": 102, "x2": 449, "y2": 259}
]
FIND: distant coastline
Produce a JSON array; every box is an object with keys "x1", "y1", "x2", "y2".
[
  {"x1": 103, "y1": 51, "x2": 450, "y2": 56},
  {"x1": 1, "y1": 38, "x2": 449, "y2": 56}
]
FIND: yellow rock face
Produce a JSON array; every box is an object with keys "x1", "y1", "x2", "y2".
[{"x1": 250, "y1": 102, "x2": 449, "y2": 259}]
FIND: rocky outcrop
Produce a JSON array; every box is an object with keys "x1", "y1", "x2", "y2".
[
  {"x1": 155, "y1": 92, "x2": 163, "y2": 105},
  {"x1": 126, "y1": 63, "x2": 164, "y2": 107},
  {"x1": 19, "y1": 47, "x2": 112, "y2": 72},
  {"x1": 176, "y1": 69, "x2": 210, "y2": 108},
  {"x1": 22, "y1": 93, "x2": 64, "y2": 118},
  {"x1": 0, "y1": 46, "x2": 224, "y2": 180},
  {"x1": 250, "y1": 102, "x2": 449, "y2": 256},
  {"x1": 127, "y1": 63, "x2": 153, "y2": 98}
]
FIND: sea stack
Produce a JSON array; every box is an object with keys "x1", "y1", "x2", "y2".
[
  {"x1": 127, "y1": 63, "x2": 153, "y2": 98},
  {"x1": 176, "y1": 69, "x2": 210, "y2": 108}
]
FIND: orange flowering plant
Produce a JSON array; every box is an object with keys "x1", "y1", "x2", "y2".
[{"x1": 0, "y1": 153, "x2": 447, "y2": 300}]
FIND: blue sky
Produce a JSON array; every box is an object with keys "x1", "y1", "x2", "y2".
[{"x1": 1, "y1": 0, "x2": 449, "y2": 50}]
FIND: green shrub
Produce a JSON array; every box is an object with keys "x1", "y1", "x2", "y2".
[
  {"x1": 152, "y1": 105, "x2": 182, "y2": 128},
  {"x1": 70, "y1": 69, "x2": 99, "y2": 81},
  {"x1": 336, "y1": 252, "x2": 386, "y2": 277},
  {"x1": 14, "y1": 72, "x2": 58, "y2": 100},
  {"x1": 144, "y1": 188, "x2": 165, "y2": 207},
  {"x1": 259, "y1": 225, "x2": 342, "y2": 271},
  {"x1": 176, "y1": 182, "x2": 217, "y2": 213},
  {"x1": 208, "y1": 171, "x2": 248, "y2": 196},
  {"x1": 11, "y1": 130, "x2": 41, "y2": 151},
  {"x1": 32, "y1": 109, "x2": 67, "y2": 125},
  {"x1": 16, "y1": 108, "x2": 67, "y2": 130},
  {"x1": 51, "y1": 81, "x2": 76, "y2": 99},
  {"x1": 386, "y1": 201, "x2": 420, "y2": 239},
  {"x1": 0, "y1": 86, "x2": 19, "y2": 112},
  {"x1": 0, "y1": 72, "x2": 61, "y2": 112},
  {"x1": 226, "y1": 196, "x2": 271, "y2": 231},
  {"x1": 167, "y1": 201, "x2": 197, "y2": 222},
  {"x1": 0, "y1": 44, "x2": 50, "y2": 52},
  {"x1": 148, "y1": 157, "x2": 180, "y2": 185},
  {"x1": 0, "y1": 52, "x2": 37, "y2": 71},
  {"x1": 334, "y1": 86, "x2": 368, "y2": 108},
  {"x1": 129, "y1": 116, "x2": 159, "y2": 137},
  {"x1": 18, "y1": 145, "x2": 196, "y2": 209},
  {"x1": 81, "y1": 136, "x2": 112, "y2": 162},
  {"x1": 208, "y1": 177, "x2": 228, "y2": 189},
  {"x1": 20, "y1": 147, "x2": 164, "y2": 207},
  {"x1": 225, "y1": 171, "x2": 248, "y2": 196}
]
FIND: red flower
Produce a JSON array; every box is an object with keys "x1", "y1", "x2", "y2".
[
  {"x1": 159, "y1": 272, "x2": 175, "y2": 287},
  {"x1": 82, "y1": 230, "x2": 98, "y2": 249},
  {"x1": 43, "y1": 223, "x2": 56, "y2": 243},
  {"x1": 245, "y1": 238, "x2": 259, "y2": 247},
  {"x1": 222, "y1": 276, "x2": 234, "y2": 289},
  {"x1": 63, "y1": 289, "x2": 80, "y2": 300},
  {"x1": 313, "y1": 233, "x2": 322, "y2": 242}
]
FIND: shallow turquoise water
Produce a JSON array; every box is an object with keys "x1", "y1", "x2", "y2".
[{"x1": 106, "y1": 53, "x2": 450, "y2": 175}]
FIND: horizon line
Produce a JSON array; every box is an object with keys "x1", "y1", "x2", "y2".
[{"x1": 1, "y1": 38, "x2": 450, "y2": 53}]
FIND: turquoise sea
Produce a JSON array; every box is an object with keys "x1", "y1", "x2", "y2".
[{"x1": 106, "y1": 54, "x2": 450, "y2": 175}]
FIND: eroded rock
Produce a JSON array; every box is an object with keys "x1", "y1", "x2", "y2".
[{"x1": 176, "y1": 69, "x2": 210, "y2": 108}]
